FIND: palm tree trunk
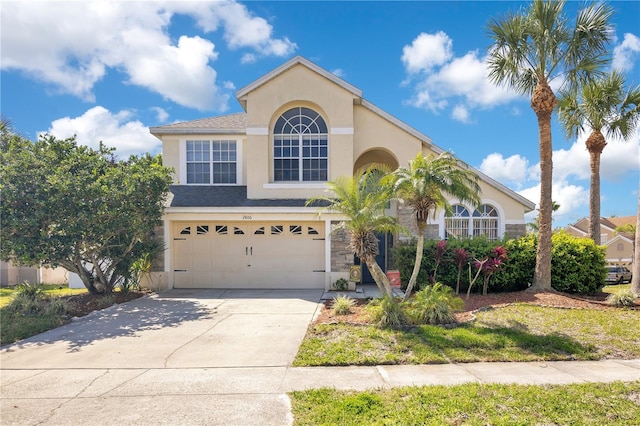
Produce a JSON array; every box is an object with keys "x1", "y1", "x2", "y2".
[
  {"x1": 531, "y1": 81, "x2": 556, "y2": 291},
  {"x1": 586, "y1": 131, "x2": 606, "y2": 246},
  {"x1": 364, "y1": 256, "x2": 394, "y2": 299},
  {"x1": 403, "y1": 233, "x2": 423, "y2": 301},
  {"x1": 631, "y1": 192, "x2": 640, "y2": 296}
]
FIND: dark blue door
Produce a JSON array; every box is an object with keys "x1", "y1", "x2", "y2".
[{"x1": 354, "y1": 233, "x2": 392, "y2": 284}]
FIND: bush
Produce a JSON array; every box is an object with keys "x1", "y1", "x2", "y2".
[
  {"x1": 366, "y1": 297, "x2": 408, "y2": 329},
  {"x1": 392, "y1": 232, "x2": 607, "y2": 296},
  {"x1": 331, "y1": 295, "x2": 356, "y2": 315},
  {"x1": 406, "y1": 283, "x2": 463, "y2": 325},
  {"x1": 551, "y1": 231, "x2": 606, "y2": 294},
  {"x1": 606, "y1": 290, "x2": 637, "y2": 307}
]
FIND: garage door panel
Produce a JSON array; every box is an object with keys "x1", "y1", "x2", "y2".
[{"x1": 172, "y1": 221, "x2": 325, "y2": 289}]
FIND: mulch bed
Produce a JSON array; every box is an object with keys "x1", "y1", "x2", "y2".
[
  {"x1": 62, "y1": 289, "x2": 150, "y2": 317},
  {"x1": 316, "y1": 289, "x2": 640, "y2": 325}
]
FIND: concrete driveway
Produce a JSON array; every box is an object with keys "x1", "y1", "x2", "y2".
[{"x1": 0, "y1": 289, "x2": 323, "y2": 425}]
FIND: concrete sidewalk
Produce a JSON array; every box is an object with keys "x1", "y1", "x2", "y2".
[{"x1": 2, "y1": 360, "x2": 639, "y2": 425}]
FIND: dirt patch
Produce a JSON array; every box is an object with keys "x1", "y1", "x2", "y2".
[
  {"x1": 62, "y1": 289, "x2": 150, "y2": 317},
  {"x1": 316, "y1": 290, "x2": 639, "y2": 325}
]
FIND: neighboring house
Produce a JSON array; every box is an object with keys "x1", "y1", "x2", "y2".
[
  {"x1": 565, "y1": 216, "x2": 636, "y2": 265},
  {"x1": 149, "y1": 56, "x2": 535, "y2": 291},
  {"x1": 0, "y1": 260, "x2": 67, "y2": 286}
]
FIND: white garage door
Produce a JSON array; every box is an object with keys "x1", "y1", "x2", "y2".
[{"x1": 172, "y1": 221, "x2": 325, "y2": 289}]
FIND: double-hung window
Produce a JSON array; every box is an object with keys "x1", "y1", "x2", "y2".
[
  {"x1": 186, "y1": 140, "x2": 237, "y2": 184},
  {"x1": 273, "y1": 107, "x2": 328, "y2": 182}
]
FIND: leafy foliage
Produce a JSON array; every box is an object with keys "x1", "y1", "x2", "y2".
[
  {"x1": 406, "y1": 283, "x2": 463, "y2": 325},
  {"x1": 0, "y1": 133, "x2": 173, "y2": 294},
  {"x1": 308, "y1": 167, "x2": 401, "y2": 298},
  {"x1": 331, "y1": 295, "x2": 357, "y2": 315},
  {"x1": 606, "y1": 290, "x2": 637, "y2": 307},
  {"x1": 392, "y1": 232, "x2": 606, "y2": 295},
  {"x1": 366, "y1": 297, "x2": 408, "y2": 330}
]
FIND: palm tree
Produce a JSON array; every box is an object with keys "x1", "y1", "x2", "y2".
[
  {"x1": 631, "y1": 192, "x2": 640, "y2": 297},
  {"x1": 558, "y1": 71, "x2": 640, "y2": 245},
  {"x1": 308, "y1": 168, "x2": 401, "y2": 299},
  {"x1": 390, "y1": 152, "x2": 480, "y2": 301},
  {"x1": 487, "y1": 0, "x2": 613, "y2": 291}
]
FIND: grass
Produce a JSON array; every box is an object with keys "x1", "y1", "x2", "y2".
[
  {"x1": 294, "y1": 304, "x2": 640, "y2": 366},
  {"x1": 0, "y1": 283, "x2": 87, "y2": 308},
  {"x1": 0, "y1": 283, "x2": 89, "y2": 345},
  {"x1": 290, "y1": 381, "x2": 640, "y2": 425}
]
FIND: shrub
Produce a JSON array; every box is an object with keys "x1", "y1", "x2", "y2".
[
  {"x1": 606, "y1": 290, "x2": 637, "y2": 307},
  {"x1": 366, "y1": 297, "x2": 408, "y2": 329},
  {"x1": 407, "y1": 283, "x2": 463, "y2": 325},
  {"x1": 331, "y1": 295, "x2": 356, "y2": 315},
  {"x1": 334, "y1": 278, "x2": 349, "y2": 291},
  {"x1": 551, "y1": 231, "x2": 606, "y2": 294}
]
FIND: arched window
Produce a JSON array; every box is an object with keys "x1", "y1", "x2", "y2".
[
  {"x1": 273, "y1": 107, "x2": 328, "y2": 182},
  {"x1": 445, "y1": 204, "x2": 500, "y2": 240},
  {"x1": 445, "y1": 205, "x2": 470, "y2": 239},
  {"x1": 473, "y1": 204, "x2": 499, "y2": 240}
]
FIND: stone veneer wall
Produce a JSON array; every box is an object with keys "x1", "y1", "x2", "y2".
[
  {"x1": 151, "y1": 223, "x2": 165, "y2": 272},
  {"x1": 505, "y1": 223, "x2": 527, "y2": 239},
  {"x1": 330, "y1": 222, "x2": 353, "y2": 272},
  {"x1": 396, "y1": 204, "x2": 440, "y2": 241}
]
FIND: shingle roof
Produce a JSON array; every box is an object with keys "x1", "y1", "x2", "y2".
[
  {"x1": 168, "y1": 185, "x2": 328, "y2": 208},
  {"x1": 150, "y1": 113, "x2": 248, "y2": 135}
]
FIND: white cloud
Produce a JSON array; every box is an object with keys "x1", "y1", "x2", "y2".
[
  {"x1": 1, "y1": 1, "x2": 295, "y2": 110},
  {"x1": 401, "y1": 31, "x2": 453, "y2": 73},
  {"x1": 518, "y1": 180, "x2": 589, "y2": 217},
  {"x1": 332, "y1": 68, "x2": 346, "y2": 79},
  {"x1": 151, "y1": 107, "x2": 169, "y2": 123},
  {"x1": 552, "y1": 130, "x2": 640, "y2": 182},
  {"x1": 451, "y1": 104, "x2": 470, "y2": 123},
  {"x1": 613, "y1": 33, "x2": 640, "y2": 72},
  {"x1": 45, "y1": 106, "x2": 161, "y2": 158},
  {"x1": 479, "y1": 153, "x2": 529, "y2": 186},
  {"x1": 401, "y1": 32, "x2": 522, "y2": 116}
]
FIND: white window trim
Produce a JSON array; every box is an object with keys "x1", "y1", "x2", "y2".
[
  {"x1": 180, "y1": 139, "x2": 242, "y2": 185},
  {"x1": 439, "y1": 199, "x2": 505, "y2": 240}
]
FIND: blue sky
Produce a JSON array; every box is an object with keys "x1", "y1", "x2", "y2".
[{"x1": 2, "y1": 1, "x2": 639, "y2": 228}]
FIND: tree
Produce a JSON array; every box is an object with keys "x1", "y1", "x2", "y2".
[
  {"x1": 0, "y1": 133, "x2": 173, "y2": 294},
  {"x1": 487, "y1": 0, "x2": 613, "y2": 290},
  {"x1": 526, "y1": 201, "x2": 560, "y2": 234},
  {"x1": 632, "y1": 192, "x2": 640, "y2": 296},
  {"x1": 308, "y1": 168, "x2": 401, "y2": 299},
  {"x1": 558, "y1": 71, "x2": 640, "y2": 245},
  {"x1": 390, "y1": 153, "x2": 480, "y2": 301}
]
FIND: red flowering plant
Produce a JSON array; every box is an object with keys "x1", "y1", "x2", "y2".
[
  {"x1": 431, "y1": 239, "x2": 448, "y2": 284},
  {"x1": 453, "y1": 248, "x2": 469, "y2": 294},
  {"x1": 479, "y1": 246, "x2": 508, "y2": 296}
]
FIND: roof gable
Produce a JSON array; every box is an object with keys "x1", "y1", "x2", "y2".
[{"x1": 235, "y1": 56, "x2": 363, "y2": 110}]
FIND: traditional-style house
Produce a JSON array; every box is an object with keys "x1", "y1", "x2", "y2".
[
  {"x1": 566, "y1": 216, "x2": 636, "y2": 265},
  {"x1": 149, "y1": 56, "x2": 535, "y2": 290}
]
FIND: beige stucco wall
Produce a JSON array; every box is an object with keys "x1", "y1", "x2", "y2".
[{"x1": 353, "y1": 105, "x2": 422, "y2": 168}]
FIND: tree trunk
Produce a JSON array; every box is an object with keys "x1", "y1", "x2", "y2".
[
  {"x1": 531, "y1": 81, "x2": 556, "y2": 291},
  {"x1": 586, "y1": 131, "x2": 607, "y2": 246},
  {"x1": 364, "y1": 256, "x2": 394, "y2": 299},
  {"x1": 631, "y1": 192, "x2": 640, "y2": 296},
  {"x1": 403, "y1": 223, "x2": 426, "y2": 301}
]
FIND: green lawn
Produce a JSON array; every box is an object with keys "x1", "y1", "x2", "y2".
[
  {"x1": 294, "y1": 304, "x2": 640, "y2": 366},
  {"x1": 0, "y1": 283, "x2": 88, "y2": 345},
  {"x1": 290, "y1": 381, "x2": 640, "y2": 425},
  {"x1": 0, "y1": 283, "x2": 87, "y2": 308}
]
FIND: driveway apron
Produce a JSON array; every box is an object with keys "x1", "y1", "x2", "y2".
[{"x1": 0, "y1": 289, "x2": 323, "y2": 425}]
